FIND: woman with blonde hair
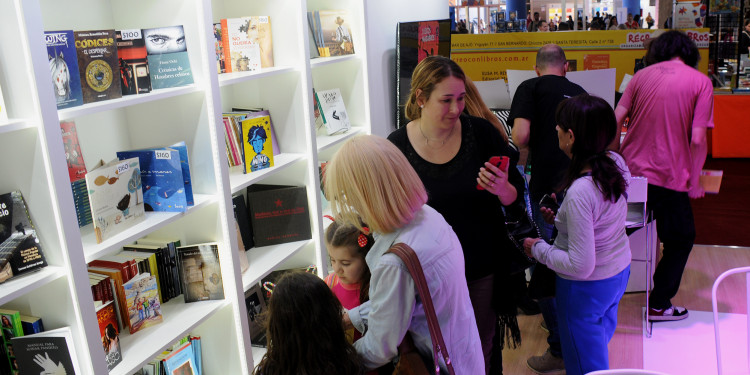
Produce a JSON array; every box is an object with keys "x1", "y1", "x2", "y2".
[
  {"x1": 387, "y1": 55, "x2": 527, "y2": 375},
  {"x1": 325, "y1": 134, "x2": 483, "y2": 374}
]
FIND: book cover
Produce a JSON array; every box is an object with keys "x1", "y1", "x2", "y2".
[
  {"x1": 0, "y1": 191, "x2": 48, "y2": 283},
  {"x1": 116, "y1": 148, "x2": 187, "y2": 212},
  {"x1": 74, "y1": 29, "x2": 122, "y2": 104},
  {"x1": 123, "y1": 273, "x2": 163, "y2": 334},
  {"x1": 240, "y1": 115, "x2": 274, "y2": 173},
  {"x1": 0, "y1": 308, "x2": 23, "y2": 374},
  {"x1": 86, "y1": 158, "x2": 146, "y2": 243},
  {"x1": 121, "y1": 245, "x2": 164, "y2": 303},
  {"x1": 213, "y1": 23, "x2": 225, "y2": 74},
  {"x1": 137, "y1": 237, "x2": 182, "y2": 301},
  {"x1": 18, "y1": 315, "x2": 43, "y2": 336},
  {"x1": 72, "y1": 179, "x2": 93, "y2": 227},
  {"x1": 315, "y1": 88, "x2": 351, "y2": 135},
  {"x1": 143, "y1": 25, "x2": 194, "y2": 89},
  {"x1": 116, "y1": 29, "x2": 152, "y2": 96},
  {"x1": 60, "y1": 121, "x2": 86, "y2": 182},
  {"x1": 314, "y1": 10, "x2": 355, "y2": 56},
  {"x1": 190, "y1": 336, "x2": 202, "y2": 375},
  {"x1": 244, "y1": 283, "x2": 267, "y2": 348},
  {"x1": 168, "y1": 142, "x2": 194, "y2": 206},
  {"x1": 45, "y1": 30, "x2": 84, "y2": 109},
  {"x1": 176, "y1": 243, "x2": 224, "y2": 302},
  {"x1": 88, "y1": 266, "x2": 129, "y2": 331},
  {"x1": 221, "y1": 17, "x2": 272, "y2": 72},
  {"x1": 232, "y1": 195, "x2": 254, "y2": 250},
  {"x1": 233, "y1": 110, "x2": 280, "y2": 156},
  {"x1": 163, "y1": 341, "x2": 197, "y2": 375},
  {"x1": 396, "y1": 20, "x2": 451, "y2": 128},
  {"x1": 246, "y1": 185, "x2": 312, "y2": 247},
  {"x1": 11, "y1": 327, "x2": 81, "y2": 375},
  {"x1": 96, "y1": 301, "x2": 122, "y2": 371}
]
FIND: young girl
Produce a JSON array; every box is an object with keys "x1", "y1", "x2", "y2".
[
  {"x1": 252, "y1": 271, "x2": 361, "y2": 375},
  {"x1": 324, "y1": 218, "x2": 374, "y2": 344}
]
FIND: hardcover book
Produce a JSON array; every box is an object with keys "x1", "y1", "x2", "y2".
[
  {"x1": 176, "y1": 243, "x2": 224, "y2": 302},
  {"x1": 0, "y1": 191, "x2": 48, "y2": 284},
  {"x1": 18, "y1": 315, "x2": 43, "y2": 336},
  {"x1": 240, "y1": 115, "x2": 275, "y2": 173},
  {"x1": 116, "y1": 148, "x2": 187, "y2": 212},
  {"x1": 221, "y1": 16, "x2": 273, "y2": 73},
  {"x1": 123, "y1": 273, "x2": 163, "y2": 334},
  {"x1": 85, "y1": 158, "x2": 146, "y2": 243},
  {"x1": 311, "y1": 10, "x2": 355, "y2": 56},
  {"x1": 11, "y1": 327, "x2": 81, "y2": 375},
  {"x1": 143, "y1": 25, "x2": 194, "y2": 89},
  {"x1": 396, "y1": 20, "x2": 451, "y2": 128},
  {"x1": 45, "y1": 30, "x2": 83, "y2": 109},
  {"x1": 96, "y1": 301, "x2": 122, "y2": 371},
  {"x1": 246, "y1": 185, "x2": 312, "y2": 247},
  {"x1": 60, "y1": 121, "x2": 86, "y2": 182},
  {"x1": 232, "y1": 194, "x2": 254, "y2": 250},
  {"x1": 74, "y1": 29, "x2": 122, "y2": 104},
  {"x1": 315, "y1": 88, "x2": 351, "y2": 135},
  {"x1": 116, "y1": 29, "x2": 152, "y2": 95}
]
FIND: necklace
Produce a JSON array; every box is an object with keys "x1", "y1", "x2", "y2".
[{"x1": 419, "y1": 118, "x2": 456, "y2": 147}]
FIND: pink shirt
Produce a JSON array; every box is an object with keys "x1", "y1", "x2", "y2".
[
  {"x1": 325, "y1": 274, "x2": 363, "y2": 343},
  {"x1": 618, "y1": 59, "x2": 714, "y2": 191}
]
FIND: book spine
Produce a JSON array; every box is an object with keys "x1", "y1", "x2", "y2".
[
  {"x1": 221, "y1": 19, "x2": 232, "y2": 73},
  {"x1": 223, "y1": 118, "x2": 240, "y2": 166}
]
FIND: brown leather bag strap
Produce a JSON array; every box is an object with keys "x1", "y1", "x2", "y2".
[{"x1": 387, "y1": 243, "x2": 456, "y2": 375}]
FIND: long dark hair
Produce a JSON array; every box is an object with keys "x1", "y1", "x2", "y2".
[
  {"x1": 253, "y1": 272, "x2": 361, "y2": 375},
  {"x1": 325, "y1": 220, "x2": 373, "y2": 304},
  {"x1": 556, "y1": 94, "x2": 627, "y2": 202}
]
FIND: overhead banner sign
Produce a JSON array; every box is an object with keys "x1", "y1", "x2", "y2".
[{"x1": 450, "y1": 29, "x2": 709, "y2": 90}]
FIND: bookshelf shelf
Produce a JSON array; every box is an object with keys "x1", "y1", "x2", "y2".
[
  {"x1": 241, "y1": 239, "x2": 312, "y2": 291},
  {"x1": 57, "y1": 85, "x2": 200, "y2": 121},
  {"x1": 310, "y1": 54, "x2": 361, "y2": 68},
  {"x1": 219, "y1": 66, "x2": 298, "y2": 87},
  {"x1": 315, "y1": 127, "x2": 363, "y2": 152},
  {"x1": 229, "y1": 153, "x2": 307, "y2": 194},
  {"x1": 81, "y1": 194, "x2": 216, "y2": 263},
  {"x1": 110, "y1": 299, "x2": 228, "y2": 375},
  {"x1": 0, "y1": 266, "x2": 66, "y2": 306},
  {"x1": 0, "y1": 118, "x2": 35, "y2": 134}
]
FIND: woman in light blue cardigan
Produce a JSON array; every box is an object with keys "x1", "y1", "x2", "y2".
[{"x1": 524, "y1": 94, "x2": 632, "y2": 375}]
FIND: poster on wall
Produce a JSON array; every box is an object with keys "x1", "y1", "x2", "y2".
[{"x1": 673, "y1": 1, "x2": 708, "y2": 28}]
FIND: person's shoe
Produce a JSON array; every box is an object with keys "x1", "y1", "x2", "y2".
[
  {"x1": 540, "y1": 320, "x2": 549, "y2": 333},
  {"x1": 527, "y1": 349, "x2": 565, "y2": 374},
  {"x1": 647, "y1": 305, "x2": 689, "y2": 322}
]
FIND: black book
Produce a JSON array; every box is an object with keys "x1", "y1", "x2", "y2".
[
  {"x1": 232, "y1": 195, "x2": 254, "y2": 249},
  {"x1": 0, "y1": 191, "x2": 48, "y2": 283},
  {"x1": 12, "y1": 327, "x2": 80, "y2": 375},
  {"x1": 246, "y1": 185, "x2": 312, "y2": 247}
]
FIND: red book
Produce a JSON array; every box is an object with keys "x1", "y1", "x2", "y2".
[
  {"x1": 60, "y1": 121, "x2": 87, "y2": 182},
  {"x1": 89, "y1": 259, "x2": 132, "y2": 281}
]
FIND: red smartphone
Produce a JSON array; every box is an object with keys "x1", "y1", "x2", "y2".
[{"x1": 477, "y1": 156, "x2": 510, "y2": 190}]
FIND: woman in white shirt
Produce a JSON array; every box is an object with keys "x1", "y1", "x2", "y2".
[{"x1": 523, "y1": 94, "x2": 631, "y2": 375}]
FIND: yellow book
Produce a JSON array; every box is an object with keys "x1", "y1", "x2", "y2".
[{"x1": 241, "y1": 115, "x2": 274, "y2": 174}]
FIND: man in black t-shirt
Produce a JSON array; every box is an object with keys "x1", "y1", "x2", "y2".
[{"x1": 508, "y1": 44, "x2": 586, "y2": 375}]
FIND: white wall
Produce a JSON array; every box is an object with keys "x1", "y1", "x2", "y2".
[{"x1": 364, "y1": 1, "x2": 448, "y2": 137}]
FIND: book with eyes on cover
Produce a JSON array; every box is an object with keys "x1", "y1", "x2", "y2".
[
  {"x1": 11, "y1": 327, "x2": 82, "y2": 375},
  {"x1": 143, "y1": 25, "x2": 194, "y2": 89}
]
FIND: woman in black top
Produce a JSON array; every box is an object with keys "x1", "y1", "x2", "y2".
[
  {"x1": 387, "y1": 55, "x2": 526, "y2": 375},
  {"x1": 741, "y1": 19, "x2": 750, "y2": 56}
]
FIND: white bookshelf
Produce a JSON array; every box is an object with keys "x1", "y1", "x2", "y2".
[{"x1": 2, "y1": 0, "x2": 370, "y2": 374}]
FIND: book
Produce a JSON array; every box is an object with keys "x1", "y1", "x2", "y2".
[
  {"x1": 700, "y1": 169, "x2": 724, "y2": 194},
  {"x1": 315, "y1": 88, "x2": 351, "y2": 135},
  {"x1": 0, "y1": 308, "x2": 23, "y2": 374},
  {"x1": 45, "y1": 30, "x2": 84, "y2": 109},
  {"x1": 0, "y1": 191, "x2": 48, "y2": 283},
  {"x1": 116, "y1": 148, "x2": 188, "y2": 212},
  {"x1": 120, "y1": 244, "x2": 165, "y2": 303},
  {"x1": 123, "y1": 273, "x2": 163, "y2": 334},
  {"x1": 311, "y1": 10, "x2": 355, "y2": 57},
  {"x1": 396, "y1": 20, "x2": 451, "y2": 128},
  {"x1": 116, "y1": 29, "x2": 152, "y2": 96},
  {"x1": 169, "y1": 141, "x2": 194, "y2": 206},
  {"x1": 163, "y1": 341, "x2": 198, "y2": 375},
  {"x1": 137, "y1": 237, "x2": 182, "y2": 301},
  {"x1": 96, "y1": 301, "x2": 122, "y2": 371},
  {"x1": 143, "y1": 25, "x2": 194, "y2": 89},
  {"x1": 232, "y1": 194, "x2": 254, "y2": 250},
  {"x1": 74, "y1": 29, "x2": 122, "y2": 104},
  {"x1": 190, "y1": 336, "x2": 202, "y2": 375},
  {"x1": 85, "y1": 158, "x2": 146, "y2": 243},
  {"x1": 88, "y1": 265, "x2": 129, "y2": 330},
  {"x1": 213, "y1": 23, "x2": 226, "y2": 74},
  {"x1": 246, "y1": 185, "x2": 312, "y2": 247},
  {"x1": 60, "y1": 121, "x2": 87, "y2": 182},
  {"x1": 176, "y1": 243, "x2": 224, "y2": 302},
  {"x1": 233, "y1": 110, "x2": 280, "y2": 156},
  {"x1": 71, "y1": 179, "x2": 93, "y2": 227},
  {"x1": 221, "y1": 17, "x2": 273, "y2": 73},
  {"x1": 11, "y1": 327, "x2": 81, "y2": 375},
  {"x1": 240, "y1": 114, "x2": 275, "y2": 173},
  {"x1": 234, "y1": 219, "x2": 249, "y2": 273},
  {"x1": 19, "y1": 315, "x2": 43, "y2": 336},
  {"x1": 244, "y1": 283, "x2": 267, "y2": 348}
]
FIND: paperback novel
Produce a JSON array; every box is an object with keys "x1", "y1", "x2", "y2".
[
  {"x1": 60, "y1": 121, "x2": 86, "y2": 182},
  {"x1": 96, "y1": 301, "x2": 122, "y2": 371},
  {"x1": 11, "y1": 327, "x2": 81, "y2": 375},
  {"x1": 143, "y1": 25, "x2": 194, "y2": 89},
  {"x1": 221, "y1": 17, "x2": 264, "y2": 72},
  {"x1": 177, "y1": 243, "x2": 224, "y2": 302},
  {"x1": 116, "y1": 29, "x2": 152, "y2": 95},
  {"x1": 240, "y1": 115, "x2": 274, "y2": 173},
  {"x1": 45, "y1": 30, "x2": 83, "y2": 109},
  {"x1": 312, "y1": 10, "x2": 354, "y2": 56},
  {"x1": 124, "y1": 273, "x2": 163, "y2": 334},
  {"x1": 0, "y1": 191, "x2": 48, "y2": 284},
  {"x1": 315, "y1": 88, "x2": 351, "y2": 135},
  {"x1": 74, "y1": 29, "x2": 122, "y2": 103}
]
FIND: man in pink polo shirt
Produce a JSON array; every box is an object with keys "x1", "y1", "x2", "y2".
[{"x1": 615, "y1": 30, "x2": 713, "y2": 321}]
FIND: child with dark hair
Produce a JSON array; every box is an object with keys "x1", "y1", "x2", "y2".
[
  {"x1": 324, "y1": 219, "x2": 374, "y2": 344},
  {"x1": 253, "y1": 271, "x2": 362, "y2": 375}
]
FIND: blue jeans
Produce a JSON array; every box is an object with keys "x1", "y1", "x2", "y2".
[
  {"x1": 556, "y1": 266, "x2": 630, "y2": 375},
  {"x1": 530, "y1": 200, "x2": 561, "y2": 357}
]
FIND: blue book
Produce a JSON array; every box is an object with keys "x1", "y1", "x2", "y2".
[
  {"x1": 19, "y1": 315, "x2": 44, "y2": 335},
  {"x1": 45, "y1": 30, "x2": 83, "y2": 109},
  {"x1": 116, "y1": 148, "x2": 187, "y2": 212},
  {"x1": 143, "y1": 25, "x2": 194, "y2": 89},
  {"x1": 169, "y1": 142, "x2": 194, "y2": 206},
  {"x1": 191, "y1": 336, "x2": 202, "y2": 375},
  {"x1": 163, "y1": 341, "x2": 197, "y2": 375}
]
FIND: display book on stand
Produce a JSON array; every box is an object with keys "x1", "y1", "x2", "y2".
[
  {"x1": 44, "y1": 25, "x2": 194, "y2": 111},
  {"x1": 307, "y1": 10, "x2": 356, "y2": 58}
]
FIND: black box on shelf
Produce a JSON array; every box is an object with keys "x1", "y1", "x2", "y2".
[{"x1": 246, "y1": 185, "x2": 312, "y2": 247}]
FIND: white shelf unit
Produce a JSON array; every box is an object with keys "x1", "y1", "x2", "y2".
[{"x1": 3, "y1": 0, "x2": 370, "y2": 374}]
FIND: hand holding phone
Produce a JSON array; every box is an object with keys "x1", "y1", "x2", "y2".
[
  {"x1": 477, "y1": 156, "x2": 510, "y2": 190},
  {"x1": 539, "y1": 194, "x2": 559, "y2": 214}
]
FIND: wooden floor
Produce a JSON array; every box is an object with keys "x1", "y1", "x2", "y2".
[{"x1": 501, "y1": 244, "x2": 750, "y2": 374}]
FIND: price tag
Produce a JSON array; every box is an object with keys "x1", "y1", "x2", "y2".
[
  {"x1": 119, "y1": 29, "x2": 142, "y2": 40},
  {"x1": 155, "y1": 150, "x2": 172, "y2": 160},
  {"x1": 116, "y1": 161, "x2": 130, "y2": 174}
]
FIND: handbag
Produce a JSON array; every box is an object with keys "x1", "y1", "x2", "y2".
[
  {"x1": 387, "y1": 243, "x2": 456, "y2": 375},
  {"x1": 501, "y1": 197, "x2": 540, "y2": 273}
]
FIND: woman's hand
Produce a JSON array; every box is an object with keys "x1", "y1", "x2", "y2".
[
  {"x1": 477, "y1": 161, "x2": 516, "y2": 204},
  {"x1": 523, "y1": 238, "x2": 541, "y2": 259},
  {"x1": 540, "y1": 206, "x2": 556, "y2": 225},
  {"x1": 342, "y1": 310, "x2": 353, "y2": 330}
]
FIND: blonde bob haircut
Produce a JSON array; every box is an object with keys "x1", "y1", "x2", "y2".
[
  {"x1": 404, "y1": 55, "x2": 466, "y2": 121},
  {"x1": 324, "y1": 135, "x2": 427, "y2": 234}
]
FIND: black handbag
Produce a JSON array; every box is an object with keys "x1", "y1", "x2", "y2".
[{"x1": 501, "y1": 197, "x2": 540, "y2": 273}]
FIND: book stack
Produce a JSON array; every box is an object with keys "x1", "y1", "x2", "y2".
[
  {"x1": 222, "y1": 109, "x2": 279, "y2": 173},
  {"x1": 60, "y1": 121, "x2": 93, "y2": 227},
  {"x1": 218, "y1": 16, "x2": 274, "y2": 73},
  {"x1": 307, "y1": 10, "x2": 355, "y2": 58},
  {"x1": 135, "y1": 335, "x2": 202, "y2": 375}
]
